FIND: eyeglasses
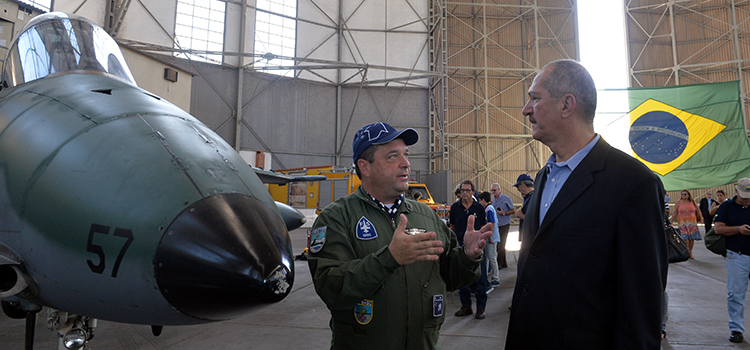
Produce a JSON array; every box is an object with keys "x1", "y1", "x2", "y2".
[
  {"x1": 491, "y1": 189, "x2": 498, "y2": 192},
  {"x1": 460, "y1": 189, "x2": 473, "y2": 192},
  {"x1": 681, "y1": 193, "x2": 688, "y2": 195}
]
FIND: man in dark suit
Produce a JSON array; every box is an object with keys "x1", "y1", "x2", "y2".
[
  {"x1": 700, "y1": 191, "x2": 715, "y2": 232},
  {"x1": 505, "y1": 60, "x2": 668, "y2": 349}
]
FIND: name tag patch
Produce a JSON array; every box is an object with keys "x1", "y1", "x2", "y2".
[
  {"x1": 356, "y1": 216, "x2": 378, "y2": 240},
  {"x1": 433, "y1": 295, "x2": 443, "y2": 317},
  {"x1": 355, "y1": 300, "x2": 373, "y2": 325}
]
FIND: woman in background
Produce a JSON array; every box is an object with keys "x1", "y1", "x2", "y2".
[{"x1": 672, "y1": 189, "x2": 703, "y2": 259}]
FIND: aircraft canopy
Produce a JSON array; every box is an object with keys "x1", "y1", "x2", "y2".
[{"x1": 2, "y1": 12, "x2": 136, "y2": 88}]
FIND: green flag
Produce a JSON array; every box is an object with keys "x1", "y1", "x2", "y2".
[{"x1": 595, "y1": 81, "x2": 750, "y2": 191}]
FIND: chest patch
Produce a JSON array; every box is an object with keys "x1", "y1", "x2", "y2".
[
  {"x1": 309, "y1": 226, "x2": 326, "y2": 253},
  {"x1": 355, "y1": 300, "x2": 373, "y2": 325},
  {"x1": 356, "y1": 216, "x2": 378, "y2": 240}
]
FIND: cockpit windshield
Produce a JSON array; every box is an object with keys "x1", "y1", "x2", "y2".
[{"x1": 2, "y1": 12, "x2": 136, "y2": 88}]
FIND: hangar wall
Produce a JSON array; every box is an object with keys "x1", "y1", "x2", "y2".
[
  {"x1": 0, "y1": 0, "x2": 44, "y2": 63},
  {"x1": 185, "y1": 61, "x2": 431, "y2": 174},
  {"x1": 120, "y1": 48, "x2": 192, "y2": 112}
]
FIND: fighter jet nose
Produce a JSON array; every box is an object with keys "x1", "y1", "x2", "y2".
[{"x1": 154, "y1": 193, "x2": 294, "y2": 321}]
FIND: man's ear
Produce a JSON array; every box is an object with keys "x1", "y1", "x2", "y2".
[
  {"x1": 560, "y1": 93, "x2": 577, "y2": 119},
  {"x1": 357, "y1": 158, "x2": 371, "y2": 178}
]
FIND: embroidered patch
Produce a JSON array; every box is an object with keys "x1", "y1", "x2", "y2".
[
  {"x1": 309, "y1": 226, "x2": 326, "y2": 253},
  {"x1": 356, "y1": 216, "x2": 378, "y2": 240},
  {"x1": 433, "y1": 295, "x2": 443, "y2": 317},
  {"x1": 355, "y1": 300, "x2": 373, "y2": 325}
]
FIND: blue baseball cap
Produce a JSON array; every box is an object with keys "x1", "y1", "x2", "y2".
[
  {"x1": 513, "y1": 174, "x2": 533, "y2": 187},
  {"x1": 352, "y1": 122, "x2": 418, "y2": 164}
]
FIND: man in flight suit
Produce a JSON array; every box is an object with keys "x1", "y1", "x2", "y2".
[{"x1": 308, "y1": 122, "x2": 491, "y2": 349}]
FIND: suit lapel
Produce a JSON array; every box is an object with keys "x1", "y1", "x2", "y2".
[
  {"x1": 523, "y1": 167, "x2": 546, "y2": 243},
  {"x1": 534, "y1": 139, "x2": 610, "y2": 238}
]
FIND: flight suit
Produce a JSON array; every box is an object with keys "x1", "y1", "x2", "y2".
[{"x1": 308, "y1": 186, "x2": 480, "y2": 350}]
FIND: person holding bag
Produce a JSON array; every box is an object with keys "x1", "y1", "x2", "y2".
[{"x1": 672, "y1": 189, "x2": 703, "y2": 259}]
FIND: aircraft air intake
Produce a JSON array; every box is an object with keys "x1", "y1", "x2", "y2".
[
  {"x1": 0, "y1": 265, "x2": 29, "y2": 298},
  {"x1": 153, "y1": 193, "x2": 294, "y2": 321}
]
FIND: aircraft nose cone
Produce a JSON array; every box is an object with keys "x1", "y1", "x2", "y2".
[{"x1": 154, "y1": 193, "x2": 294, "y2": 321}]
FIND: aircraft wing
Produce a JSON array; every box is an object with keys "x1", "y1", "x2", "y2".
[{"x1": 251, "y1": 167, "x2": 327, "y2": 185}]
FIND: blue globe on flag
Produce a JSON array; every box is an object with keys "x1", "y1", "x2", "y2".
[{"x1": 629, "y1": 110, "x2": 688, "y2": 164}]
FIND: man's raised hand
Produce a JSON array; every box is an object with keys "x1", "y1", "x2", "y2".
[{"x1": 388, "y1": 214, "x2": 444, "y2": 265}]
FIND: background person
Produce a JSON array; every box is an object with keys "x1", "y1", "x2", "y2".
[
  {"x1": 490, "y1": 183, "x2": 514, "y2": 269},
  {"x1": 512, "y1": 174, "x2": 534, "y2": 238},
  {"x1": 714, "y1": 178, "x2": 750, "y2": 344},
  {"x1": 710, "y1": 189, "x2": 727, "y2": 218},
  {"x1": 490, "y1": 183, "x2": 513, "y2": 272},
  {"x1": 450, "y1": 180, "x2": 488, "y2": 319},
  {"x1": 700, "y1": 191, "x2": 716, "y2": 232},
  {"x1": 307, "y1": 122, "x2": 490, "y2": 349},
  {"x1": 478, "y1": 191, "x2": 500, "y2": 287},
  {"x1": 672, "y1": 189, "x2": 703, "y2": 259}
]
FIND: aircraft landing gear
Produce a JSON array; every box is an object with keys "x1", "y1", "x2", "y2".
[
  {"x1": 46, "y1": 309, "x2": 96, "y2": 350},
  {"x1": 1, "y1": 299, "x2": 42, "y2": 350}
]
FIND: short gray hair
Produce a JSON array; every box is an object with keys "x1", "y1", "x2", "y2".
[{"x1": 540, "y1": 59, "x2": 597, "y2": 123}]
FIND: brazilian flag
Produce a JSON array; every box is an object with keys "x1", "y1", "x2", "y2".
[{"x1": 625, "y1": 81, "x2": 750, "y2": 191}]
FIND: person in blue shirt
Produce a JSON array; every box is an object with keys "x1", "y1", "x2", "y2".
[
  {"x1": 478, "y1": 191, "x2": 500, "y2": 288},
  {"x1": 490, "y1": 183, "x2": 514, "y2": 274}
]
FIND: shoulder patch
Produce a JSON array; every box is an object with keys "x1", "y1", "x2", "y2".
[
  {"x1": 356, "y1": 216, "x2": 378, "y2": 240},
  {"x1": 309, "y1": 226, "x2": 326, "y2": 253},
  {"x1": 355, "y1": 300, "x2": 373, "y2": 325}
]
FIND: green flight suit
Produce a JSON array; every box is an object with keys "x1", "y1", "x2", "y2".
[{"x1": 308, "y1": 186, "x2": 481, "y2": 350}]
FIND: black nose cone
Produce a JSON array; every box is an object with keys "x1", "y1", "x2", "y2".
[{"x1": 155, "y1": 193, "x2": 294, "y2": 321}]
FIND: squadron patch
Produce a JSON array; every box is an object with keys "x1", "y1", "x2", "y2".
[
  {"x1": 355, "y1": 300, "x2": 373, "y2": 325},
  {"x1": 309, "y1": 226, "x2": 326, "y2": 253},
  {"x1": 356, "y1": 216, "x2": 378, "y2": 240}
]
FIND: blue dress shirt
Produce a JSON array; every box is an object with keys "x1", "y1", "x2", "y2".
[{"x1": 539, "y1": 134, "x2": 600, "y2": 225}]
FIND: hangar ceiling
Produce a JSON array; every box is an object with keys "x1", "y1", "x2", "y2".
[{"x1": 51, "y1": 0, "x2": 750, "y2": 200}]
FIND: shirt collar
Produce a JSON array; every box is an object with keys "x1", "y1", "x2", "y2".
[
  {"x1": 365, "y1": 191, "x2": 404, "y2": 219},
  {"x1": 546, "y1": 134, "x2": 600, "y2": 171}
]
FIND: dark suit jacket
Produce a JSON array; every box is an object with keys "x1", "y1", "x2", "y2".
[
  {"x1": 700, "y1": 197, "x2": 713, "y2": 229},
  {"x1": 506, "y1": 138, "x2": 668, "y2": 350}
]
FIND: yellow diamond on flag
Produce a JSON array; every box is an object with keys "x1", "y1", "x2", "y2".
[{"x1": 629, "y1": 99, "x2": 726, "y2": 176}]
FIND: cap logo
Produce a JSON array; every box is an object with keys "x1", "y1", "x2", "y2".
[{"x1": 359, "y1": 122, "x2": 390, "y2": 142}]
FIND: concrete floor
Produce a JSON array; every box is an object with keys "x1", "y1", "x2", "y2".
[{"x1": 2, "y1": 226, "x2": 750, "y2": 349}]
